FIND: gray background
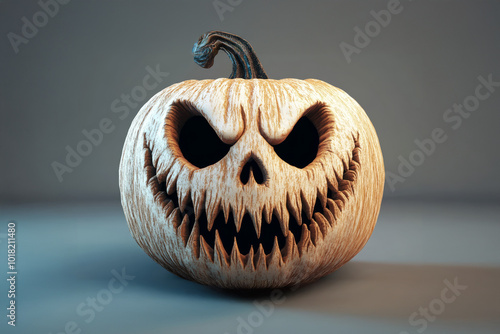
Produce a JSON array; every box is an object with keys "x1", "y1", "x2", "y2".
[{"x1": 1, "y1": 0, "x2": 500, "y2": 202}]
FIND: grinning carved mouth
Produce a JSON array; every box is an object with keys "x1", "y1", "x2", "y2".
[{"x1": 144, "y1": 134, "x2": 360, "y2": 269}]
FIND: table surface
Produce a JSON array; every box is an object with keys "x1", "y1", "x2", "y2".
[{"x1": 0, "y1": 199, "x2": 499, "y2": 334}]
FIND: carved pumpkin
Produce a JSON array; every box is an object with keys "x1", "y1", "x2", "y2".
[{"x1": 119, "y1": 31, "x2": 384, "y2": 289}]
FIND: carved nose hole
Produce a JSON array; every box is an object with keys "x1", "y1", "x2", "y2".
[{"x1": 240, "y1": 158, "x2": 265, "y2": 185}]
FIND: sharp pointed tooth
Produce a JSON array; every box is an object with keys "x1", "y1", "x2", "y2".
[
  {"x1": 336, "y1": 191, "x2": 348, "y2": 205},
  {"x1": 339, "y1": 178, "x2": 351, "y2": 192},
  {"x1": 263, "y1": 203, "x2": 273, "y2": 224},
  {"x1": 199, "y1": 237, "x2": 211, "y2": 261},
  {"x1": 178, "y1": 214, "x2": 191, "y2": 246},
  {"x1": 178, "y1": 186, "x2": 191, "y2": 213},
  {"x1": 222, "y1": 201, "x2": 231, "y2": 223},
  {"x1": 353, "y1": 151, "x2": 361, "y2": 165},
  {"x1": 232, "y1": 208, "x2": 245, "y2": 233},
  {"x1": 326, "y1": 172, "x2": 339, "y2": 191},
  {"x1": 317, "y1": 187, "x2": 328, "y2": 209},
  {"x1": 193, "y1": 191, "x2": 205, "y2": 222},
  {"x1": 206, "y1": 201, "x2": 220, "y2": 232},
  {"x1": 297, "y1": 224, "x2": 311, "y2": 256},
  {"x1": 287, "y1": 193, "x2": 302, "y2": 226},
  {"x1": 301, "y1": 190, "x2": 314, "y2": 221},
  {"x1": 187, "y1": 220, "x2": 200, "y2": 258},
  {"x1": 273, "y1": 205, "x2": 282, "y2": 222},
  {"x1": 154, "y1": 190, "x2": 166, "y2": 204},
  {"x1": 145, "y1": 167, "x2": 156, "y2": 183},
  {"x1": 160, "y1": 194, "x2": 172, "y2": 211},
  {"x1": 327, "y1": 198, "x2": 341, "y2": 220},
  {"x1": 327, "y1": 198, "x2": 335, "y2": 210},
  {"x1": 199, "y1": 235, "x2": 214, "y2": 262},
  {"x1": 266, "y1": 236, "x2": 283, "y2": 268},
  {"x1": 157, "y1": 169, "x2": 169, "y2": 186},
  {"x1": 164, "y1": 200, "x2": 175, "y2": 217},
  {"x1": 245, "y1": 246, "x2": 255, "y2": 270},
  {"x1": 335, "y1": 199, "x2": 344, "y2": 212},
  {"x1": 154, "y1": 193, "x2": 166, "y2": 208},
  {"x1": 169, "y1": 208, "x2": 182, "y2": 229},
  {"x1": 230, "y1": 237, "x2": 244, "y2": 269},
  {"x1": 281, "y1": 210, "x2": 290, "y2": 237},
  {"x1": 314, "y1": 212, "x2": 330, "y2": 234},
  {"x1": 344, "y1": 170, "x2": 356, "y2": 182},
  {"x1": 309, "y1": 219, "x2": 322, "y2": 246},
  {"x1": 165, "y1": 168, "x2": 179, "y2": 195},
  {"x1": 254, "y1": 244, "x2": 266, "y2": 271},
  {"x1": 206, "y1": 212, "x2": 216, "y2": 232},
  {"x1": 322, "y1": 206, "x2": 335, "y2": 226},
  {"x1": 282, "y1": 233, "x2": 298, "y2": 263},
  {"x1": 249, "y1": 210, "x2": 262, "y2": 239},
  {"x1": 165, "y1": 176, "x2": 176, "y2": 196},
  {"x1": 205, "y1": 192, "x2": 221, "y2": 227},
  {"x1": 152, "y1": 152, "x2": 161, "y2": 170},
  {"x1": 276, "y1": 205, "x2": 289, "y2": 237},
  {"x1": 214, "y1": 230, "x2": 229, "y2": 266},
  {"x1": 342, "y1": 158, "x2": 350, "y2": 172},
  {"x1": 334, "y1": 169, "x2": 343, "y2": 184}
]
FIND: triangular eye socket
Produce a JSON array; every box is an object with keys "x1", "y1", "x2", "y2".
[
  {"x1": 273, "y1": 117, "x2": 319, "y2": 168},
  {"x1": 179, "y1": 115, "x2": 232, "y2": 168}
]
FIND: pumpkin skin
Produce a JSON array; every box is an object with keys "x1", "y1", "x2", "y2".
[{"x1": 119, "y1": 32, "x2": 384, "y2": 289}]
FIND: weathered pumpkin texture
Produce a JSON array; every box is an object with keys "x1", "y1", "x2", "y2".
[{"x1": 119, "y1": 77, "x2": 384, "y2": 289}]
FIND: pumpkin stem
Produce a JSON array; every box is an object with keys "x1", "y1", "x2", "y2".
[{"x1": 192, "y1": 31, "x2": 268, "y2": 79}]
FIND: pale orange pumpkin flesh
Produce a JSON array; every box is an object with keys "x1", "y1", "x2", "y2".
[{"x1": 119, "y1": 31, "x2": 384, "y2": 289}]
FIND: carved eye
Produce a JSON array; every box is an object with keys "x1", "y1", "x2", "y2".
[
  {"x1": 179, "y1": 115, "x2": 231, "y2": 168},
  {"x1": 273, "y1": 117, "x2": 319, "y2": 168}
]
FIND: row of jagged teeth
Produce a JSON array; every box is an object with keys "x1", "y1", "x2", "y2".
[
  {"x1": 146, "y1": 136, "x2": 360, "y2": 267},
  {"x1": 204, "y1": 231, "x2": 288, "y2": 269},
  {"x1": 148, "y1": 131, "x2": 359, "y2": 236},
  {"x1": 170, "y1": 198, "x2": 347, "y2": 267},
  {"x1": 174, "y1": 185, "x2": 346, "y2": 240},
  {"x1": 151, "y1": 137, "x2": 358, "y2": 241}
]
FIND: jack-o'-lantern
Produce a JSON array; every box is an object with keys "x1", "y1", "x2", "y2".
[{"x1": 119, "y1": 31, "x2": 384, "y2": 289}]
